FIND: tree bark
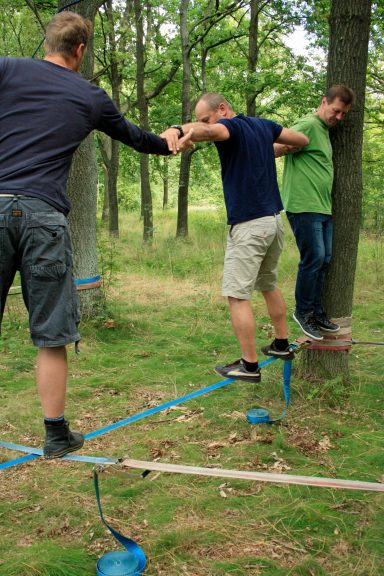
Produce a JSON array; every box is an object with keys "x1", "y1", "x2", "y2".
[
  {"x1": 104, "y1": 0, "x2": 121, "y2": 237},
  {"x1": 246, "y1": 0, "x2": 260, "y2": 116},
  {"x1": 300, "y1": 0, "x2": 372, "y2": 379},
  {"x1": 134, "y1": 0, "x2": 154, "y2": 243},
  {"x1": 176, "y1": 0, "x2": 192, "y2": 238},
  {"x1": 162, "y1": 157, "x2": 169, "y2": 210},
  {"x1": 61, "y1": 0, "x2": 105, "y2": 318}
]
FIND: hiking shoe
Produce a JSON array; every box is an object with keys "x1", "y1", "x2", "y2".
[
  {"x1": 314, "y1": 312, "x2": 340, "y2": 333},
  {"x1": 44, "y1": 420, "x2": 84, "y2": 459},
  {"x1": 214, "y1": 359, "x2": 261, "y2": 382},
  {"x1": 261, "y1": 340, "x2": 295, "y2": 360},
  {"x1": 293, "y1": 311, "x2": 323, "y2": 341}
]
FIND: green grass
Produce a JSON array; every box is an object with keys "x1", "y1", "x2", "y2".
[{"x1": 0, "y1": 209, "x2": 383, "y2": 575}]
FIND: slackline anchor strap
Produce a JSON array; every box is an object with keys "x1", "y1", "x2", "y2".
[
  {"x1": 247, "y1": 355, "x2": 293, "y2": 425},
  {"x1": 94, "y1": 468, "x2": 146, "y2": 575},
  {"x1": 74, "y1": 275, "x2": 102, "y2": 291}
]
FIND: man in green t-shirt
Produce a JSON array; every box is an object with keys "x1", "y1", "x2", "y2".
[{"x1": 275, "y1": 85, "x2": 354, "y2": 341}]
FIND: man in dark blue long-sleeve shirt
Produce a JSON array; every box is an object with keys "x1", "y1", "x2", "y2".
[{"x1": 0, "y1": 11, "x2": 190, "y2": 458}]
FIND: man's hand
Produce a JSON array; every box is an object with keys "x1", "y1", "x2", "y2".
[
  {"x1": 178, "y1": 129, "x2": 195, "y2": 152},
  {"x1": 160, "y1": 127, "x2": 194, "y2": 154},
  {"x1": 160, "y1": 127, "x2": 182, "y2": 154}
]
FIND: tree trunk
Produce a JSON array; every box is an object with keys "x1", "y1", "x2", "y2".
[
  {"x1": 176, "y1": 0, "x2": 192, "y2": 238},
  {"x1": 105, "y1": 0, "x2": 120, "y2": 238},
  {"x1": 102, "y1": 164, "x2": 109, "y2": 223},
  {"x1": 61, "y1": 0, "x2": 105, "y2": 318},
  {"x1": 134, "y1": 0, "x2": 153, "y2": 243},
  {"x1": 162, "y1": 157, "x2": 169, "y2": 210},
  {"x1": 300, "y1": 0, "x2": 372, "y2": 379},
  {"x1": 97, "y1": 132, "x2": 111, "y2": 223},
  {"x1": 177, "y1": 150, "x2": 193, "y2": 237},
  {"x1": 246, "y1": 0, "x2": 259, "y2": 116},
  {"x1": 108, "y1": 138, "x2": 120, "y2": 237}
]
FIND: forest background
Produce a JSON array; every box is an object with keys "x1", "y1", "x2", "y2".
[
  {"x1": 0, "y1": 2, "x2": 383, "y2": 575},
  {"x1": 1, "y1": 0, "x2": 382, "y2": 239}
]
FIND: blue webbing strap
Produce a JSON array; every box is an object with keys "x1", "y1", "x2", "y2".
[
  {"x1": 74, "y1": 275, "x2": 101, "y2": 286},
  {"x1": 0, "y1": 453, "x2": 38, "y2": 470},
  {"x1": 85, "y1": 377, "x2": 235, "y2": 441},
  {"x1": 0, "y1": 441, "x2": 117, "y2": 470},
  {"x1": 246, "y1": 358, "x2": 293, "y2": 425},
  {"x1": 0, "y1": 355, "x2": 279, "y2": 471},
  {"x1": 94, "y1": 469, "x2": 146, "y2": 574},
  {"x1": 85, "y1": 357, "x2": 278, "y2": 441}
]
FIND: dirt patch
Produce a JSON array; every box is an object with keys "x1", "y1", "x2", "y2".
[
  {"x1": 284, "y1": 425, "x2": 331, "y2": 456},
  {"x1": 109, "y1": 273, "x2": 220, "y2": 306}
]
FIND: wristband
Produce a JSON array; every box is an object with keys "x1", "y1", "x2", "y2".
[{"x1": 170, "y1": 124, "x2": 184, "y2": 138}]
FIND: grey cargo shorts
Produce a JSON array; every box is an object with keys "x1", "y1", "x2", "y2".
[
  {"x1": 0, "y1": 195, "x2": 80, "y2": 347},
  {"x1": 222, "y1": 214, "x2": 284, "y2": 299}
]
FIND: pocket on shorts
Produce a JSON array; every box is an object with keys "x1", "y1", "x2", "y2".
[
  {"x1": 230, "y1": 224, "x2": 253, "y2": 245},
  {"x1": 26, "y1": 212, "x2": 69, "y2": 277}
]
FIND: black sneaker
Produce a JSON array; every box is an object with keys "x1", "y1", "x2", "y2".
[
  {"x1": 293, "y1": 311, "x2": 323, "y2": 341},
  {"x1": 314, "y1": 312, "x2": 340, "y2": 333},
  {"x1": 214, "y1": 359, "x2": 261, "y2": 382},
  {"x1": 44, "y1": 420, "x2": 84, "y2": 459},
  {"x1": 261, "y1": 340, "x2": 295, "y2": 360}
]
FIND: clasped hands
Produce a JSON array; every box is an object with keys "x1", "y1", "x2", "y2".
[{"x1": 160, "y1": 127, "x2": 195, "y2": 155}]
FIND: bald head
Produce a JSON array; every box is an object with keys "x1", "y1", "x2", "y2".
[{"x1": 195, "y1": 92, "x2": 235, "y2": 123}]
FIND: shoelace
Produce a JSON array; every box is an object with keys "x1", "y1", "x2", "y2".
[{"x1": 307, "y1": 315, "x2": 320, "y2": 330}]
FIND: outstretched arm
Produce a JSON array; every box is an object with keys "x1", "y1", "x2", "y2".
[
  {"x1": 274, "y1": 127, "x2": 309, "y2": 157},
  {"x1": 161, "y1": 122, "x2": 229, "y2": 154}
]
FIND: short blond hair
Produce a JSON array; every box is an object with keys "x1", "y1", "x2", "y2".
[{"x1": 45, "y1": 12, "x2": 92, "y2": 57}]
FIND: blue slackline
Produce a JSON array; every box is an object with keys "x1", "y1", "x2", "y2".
[
  {"x1": 0, "y1": 441, "x2": 117, "y2": 470},
  {"x1": 0, "y1": 355, "x2": 278, "y2": 471}
]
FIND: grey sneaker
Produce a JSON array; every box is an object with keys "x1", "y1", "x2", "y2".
[
  {"x1": 215, "y1": 359, "x2": 261, "y2": 382},
  {"x1": 314, "y1": 312, "x2": 340, "y2": 333},
  {"x1": 261, "y1": 340, "x2": 295, "y2": 360},
  {"x1": 44, "y1": 420, "x2": 84, "y2": 459},
  {"x1": 293, "y1": 311, "x2": 323, "y2": 341}
]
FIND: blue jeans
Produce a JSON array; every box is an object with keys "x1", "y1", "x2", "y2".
[{"x1": 286, "y1": 212, "x2": 333, "y2": 316}]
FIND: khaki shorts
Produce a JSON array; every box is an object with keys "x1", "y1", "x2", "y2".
[
  {"x1": 222, "y1": 214, "x2": 284, "y2": 299},
  {"x1": 0, "y1": 195, "x2": 80, "y2": 347}
]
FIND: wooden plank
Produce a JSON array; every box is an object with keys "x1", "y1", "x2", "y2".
[{"x1": 121, "y1": 459, "x2": 384, "y2": 493}]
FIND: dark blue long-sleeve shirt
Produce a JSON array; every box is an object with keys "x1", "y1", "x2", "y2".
[{"x1": 0, "y1": 57, "x2": 169, "y2": 214}]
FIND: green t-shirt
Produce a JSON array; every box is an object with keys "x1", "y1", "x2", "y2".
[{"x1": 281, "y1": 113, "x2": 333, "y2": 215}]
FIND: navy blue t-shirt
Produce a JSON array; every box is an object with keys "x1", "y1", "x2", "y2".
[
  {"x1": 0, "y1": 57, "x2": 170, "y2": 214},
  {"x1": 215, "y1": 114, "x2": 283, "y2": 224}
]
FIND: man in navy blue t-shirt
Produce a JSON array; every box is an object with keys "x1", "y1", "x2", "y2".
[
  {"x1": 162, "y1": 93, "x2": 308, "y2": 381},
  {"x1": 0, "y1": 11, "x2": 192, "y2": 458}
]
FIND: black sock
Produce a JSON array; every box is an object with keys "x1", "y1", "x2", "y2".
[
  {"x1": 274, "y1": 338, "x2": 289, "y2": 351},
  {"x1": 44, "y1": 415, "x2": 65, "y2": 427},
  {"x1": 242, "y1": 359, "x2": 259, "y2": 372}
]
